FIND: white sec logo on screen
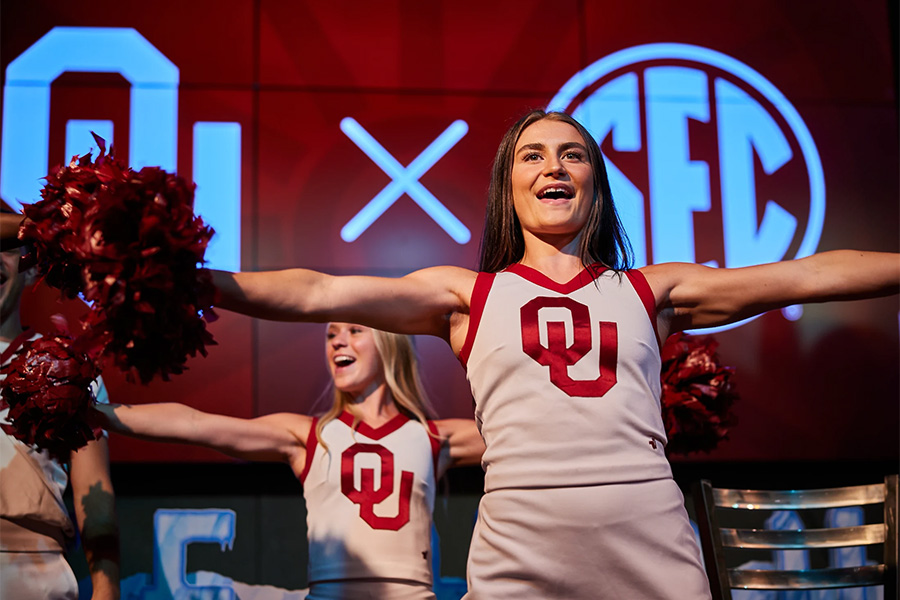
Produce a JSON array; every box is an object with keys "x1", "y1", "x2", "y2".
[{"x1": 548, "y1": 43, "x2": 825, "y2": 332}]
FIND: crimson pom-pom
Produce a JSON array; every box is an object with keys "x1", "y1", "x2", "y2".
[
  {"x1": 21, "y1": 135, "x2": 217, "y2": 383},
  {"x1": 660, "y1": 333, "x2": 738, "y2": 455},
  {"x1": 1, "y1": 336, "x2": 101, "y2": 460}
]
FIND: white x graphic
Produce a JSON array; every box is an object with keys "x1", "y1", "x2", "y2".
[{"x1": 339, "y1": 117, "x2": 470, "y2": 243}]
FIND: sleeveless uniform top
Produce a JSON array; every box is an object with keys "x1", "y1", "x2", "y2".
[
  {"x1": 460, "y1": 264, "x2": 671, "y2": 492},
  {"x1": 300, "y1": 411, "x2": 441, "y2": 585}
]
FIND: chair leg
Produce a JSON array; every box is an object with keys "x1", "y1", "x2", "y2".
[
  {"x1": 693, "y1": 480, "x2": 731, "y2": 600},
  {"x1": 885, "y1": 475, "x2": 898, "y2": 600}
]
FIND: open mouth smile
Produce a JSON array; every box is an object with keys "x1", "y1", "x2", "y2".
[
  {"x1": 333, "y1": 355, "x2": 356, "y2": 368},
  {"x1": 536, "y1": 185, "x2": 575, "y2": 200}
]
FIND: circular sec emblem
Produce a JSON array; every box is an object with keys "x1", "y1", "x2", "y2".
[{"x1": 548, "y1": 44, "x2": 824, "y2": 331}]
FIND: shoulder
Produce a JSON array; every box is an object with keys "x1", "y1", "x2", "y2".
[
  {"x1": 255, "y1": 412, "x2": 313, "y2": 423},
  {"x1": 408, "y1": 266, "x2": 480, "y2": 318},
  {"x1": 431, "y1": 418, "x2": 477, "y2": 439},
  {"x1": 638, "y1": 261, "x2": 707, "y2": 281},
  {"x1": 406, "y1": 265, "x2": 478, "y2": 291},
  {"x1": 432, "y1": 418, "x2": 462, "y2": 438},
  {"x1": 270, "y1": 412, "x2": 314, "y2": 429},
  {"x1": 256, "y1": 412, "x2": 314, "y2": 442},
  {"x1": 638, "y1": 262, "x2": 714, "y2": 300}
]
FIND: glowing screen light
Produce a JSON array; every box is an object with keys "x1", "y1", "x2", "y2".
[
  {"x1": 194, "y1": 122, "x2": 242, "y2": 273},
  {"x1": 339, "y1": 117, "x2": 471, "y2": 244}
]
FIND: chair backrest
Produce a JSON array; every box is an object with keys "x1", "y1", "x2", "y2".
[{"x1": 693, "y1": 475, "x2": 898, "y2": 600}]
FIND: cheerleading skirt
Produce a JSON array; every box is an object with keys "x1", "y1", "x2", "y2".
[{"x1": 463, "y1": 478, "x2": 711, "y2": 599}]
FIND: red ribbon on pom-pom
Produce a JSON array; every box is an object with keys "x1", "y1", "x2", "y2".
[
  {"x1": 660, "y1": 332, "x2": 738, "y2": 455},
  {"x1": 21, "y1": 134, "x2": 217, "y2": 384},
  {"x1": 1, "y1": 335, "x2": 102, "y2": 460}
]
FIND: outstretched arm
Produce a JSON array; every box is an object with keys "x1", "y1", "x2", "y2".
[
  {"x1": 210, "y1": 265, "x2": 477, "y2": 341},
  {"x1": 434, "y1": 419, "x2": 486, "y2": 477},
  {"x1": 69, "y1": 437, "x2": 120, "y2": 600},
  {"x1": 642, "y1": 250, "x2": 900, "y2": 335},
  {"x1": 91, "y1": 403, "x2": 312, "y2": 476}
]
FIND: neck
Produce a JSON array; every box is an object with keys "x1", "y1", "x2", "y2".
[
  {"x1": 346, "y1": 381, "x2": 399, "y2": 426},
  {"x1": 519, "y1": 231, "x2": 585, "y2": 282}
]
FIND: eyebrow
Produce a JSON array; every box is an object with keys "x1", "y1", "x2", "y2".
[
  {"x1": 516, "y1": 141, "x2": 588, "y2": 154},
  {"x1": 517, "y1": 142, "x2": 545, "y2": 153}
]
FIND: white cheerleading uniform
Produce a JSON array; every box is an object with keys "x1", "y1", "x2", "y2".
[
  {"x1": 459, "y1": 264, "x2": 711, "y2": 599},
  {"x1": 300, "y1": 411, "x2": 441, "y2": 599}
]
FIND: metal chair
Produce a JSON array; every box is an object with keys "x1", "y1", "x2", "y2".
[{"x1": 693, "y1": 475, "x2": 898, "y2": 599}]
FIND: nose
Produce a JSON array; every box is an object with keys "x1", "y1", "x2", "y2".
[
  {"x1": 544, "y1": 157, "x2": 567, "y2": 177},
  {"x1": 330, "y1": 330, "x2": 349, "y2": 348}
]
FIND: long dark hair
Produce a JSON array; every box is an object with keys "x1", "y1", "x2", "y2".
[{"x1": 478, "y1": 110, "x2": 633, "y2": 273}]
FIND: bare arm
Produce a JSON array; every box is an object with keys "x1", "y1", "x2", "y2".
[
  {"x1": 434, "y1": 419, "x2": 485, "y2": 477},
  {"x1": 210, "y1": 265, "x2": 477, "y2": 341},
  {"x1": 642, "y1": 250, "x2": 900, "y2": 335},
  {"x1": 92, "y1": 403, "x2": 312, "y2": 475},
  {"x1": 69, "y1": 438, "x2": 120, "y2": 600}
]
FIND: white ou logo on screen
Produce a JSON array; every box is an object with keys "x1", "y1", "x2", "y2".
[
  {"x1": 0, "y1": 27, "x2": 241, "y2": 272},
  {"x1": 548, "y1": 43, "x2": 825, "y2": 332}
]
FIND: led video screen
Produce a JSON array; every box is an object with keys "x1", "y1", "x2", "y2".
[{"x1": 2, "y1": 0, "x2": 897, "y2": 462}]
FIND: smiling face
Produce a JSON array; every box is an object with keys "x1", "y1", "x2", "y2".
[
  {"x1": 511, "y1": 118, "x2": 596, "y2": 246},
  {"x1": 325, "y1": 322, "x2": 385, "y2": 396}
]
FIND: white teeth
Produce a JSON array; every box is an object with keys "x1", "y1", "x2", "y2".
[
  {"x1": 334, "y1": 356, "x2": 355, "y2": 366},
  {"x1": 539, "y1": 187, "x2": 573, "y2": 199}
]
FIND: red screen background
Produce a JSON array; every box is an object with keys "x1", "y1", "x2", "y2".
[{"x1": 3, "y1": 0, "x2": 897, "y2": 463}]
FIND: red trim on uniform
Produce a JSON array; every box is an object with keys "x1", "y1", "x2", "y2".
[
  {"x1": 506, "y1": 262, "x2": 608, "y2": 294},
  {"x1": 339, "y1": 411, "x2": 354, "y2": 428},
  {"x1": 426, "y1": 420, "x2": 442, "y2": 476},
  {"x1": 458, "y1": 271, "x2": 496, "y2": 367},
  {"x1": 338, "y1": 410, "x2": 410, "y2": 440},
  {"x1": 299, "y1": 417, "x2": 319, "y2": 484},
  {"x1": 625, "y1": 269, "x2": 661, "y2": 349}
]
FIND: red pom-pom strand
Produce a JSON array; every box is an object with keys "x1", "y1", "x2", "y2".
[
  {"x1": 660, "y1": 332, "x2": 739, "y2": 455},
  {"x1": 21, "y1": 135, "x2": 217, "y2": 384},
  {"x1": 1, "y1": 335, "x2": 102, "y2": 460}
]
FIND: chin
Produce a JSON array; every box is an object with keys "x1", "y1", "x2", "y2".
[{"x1": 334, "y1": 379, "x2": 362, "y2": 394}]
